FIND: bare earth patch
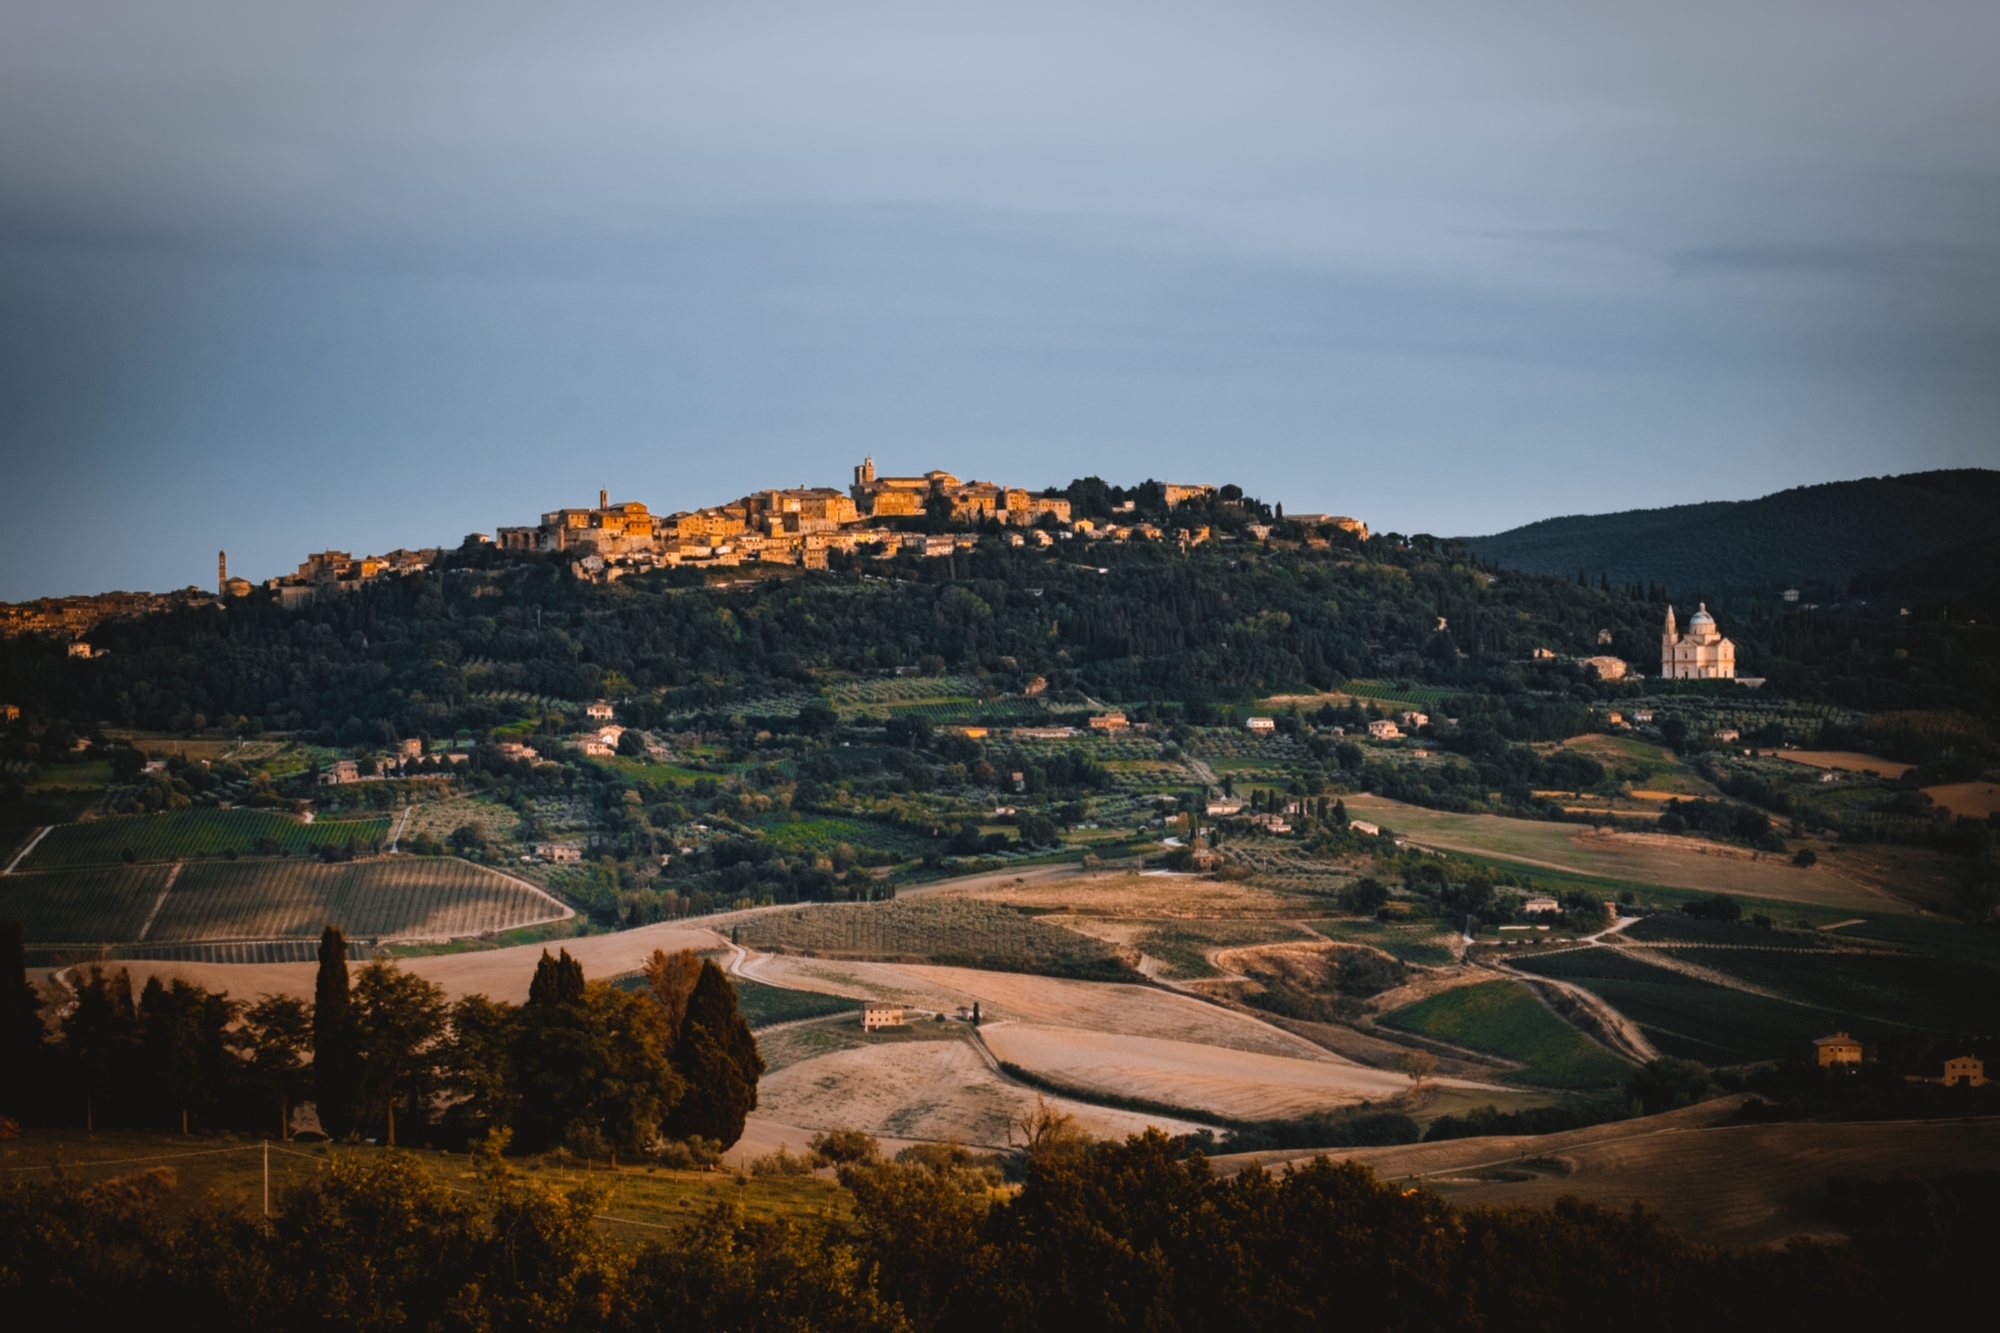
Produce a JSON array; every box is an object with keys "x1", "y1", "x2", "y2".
[
  {"x1": 960, "y1": 871, "x2": 1303, "y2": 918},
  {"x1": 1773, "y1": 750, "x2": 1914, "y2": 779},
  {"x1": 978, "y1": 1024, "x2": 1494, "y2": 1120},
  {"x1": 739, "y1": 956, "x2": 1328, "y2": 1058},
  {"x1": 754, "y1": 1038, "x2": 1209, "y2": 1146}
]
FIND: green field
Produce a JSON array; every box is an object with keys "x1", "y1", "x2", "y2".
[
  {"x1": 1511, "y1": 948, "x2": 1837, "y2": 1065},
  {"x1": 736, "y1": 897, "x2": 1131, "y2": 978},
  {"x1": 22, "y1": 808, "x2": 391, "y2": 869},
  {"x1": 1826, "y1": 914, "x2": 2000, "y2": 969},
  {"x1": 747, "y1": 812, "x2": 937, "y2": 858},
  {"x1": 6, "y1": 856, "x2": 562, "y2": 948},
  {"x1": 1620, "y1": 915, "x2": 1827, "y2": 949},
  {"x1": 730, "y1": 977, "x2": 862, "y2": 1028},
  {"x1": 1380, "y1": 979, "x2": 1633, "y2": 1088},
  {"x1": 1667, "y1": 948, "x2": 2000, "y2": 1035},
  {"x1": 1310, "y1": 919, "x2": 1461, "y2": 966}
]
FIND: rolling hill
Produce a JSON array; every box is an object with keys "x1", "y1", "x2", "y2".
[{"x1": 1460, "y1": 469, "x2": 2000, "y2": 597}]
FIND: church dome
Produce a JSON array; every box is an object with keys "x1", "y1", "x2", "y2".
[{"x1": 1689, "y1": 603, "x2": 1715, "y2": 628}]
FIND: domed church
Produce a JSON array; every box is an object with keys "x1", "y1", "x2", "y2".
[{"x1": 1661, "y1": 604, "x2": 1735, "y2": 679}]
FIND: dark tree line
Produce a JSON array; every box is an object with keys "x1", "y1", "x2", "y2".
[
  {"x1": 0, "y1": 922, "x2": 761, "y2": 1156},
  {"x1": 1, "y1": 1111, "x2": 1993, "y2": 1330}
]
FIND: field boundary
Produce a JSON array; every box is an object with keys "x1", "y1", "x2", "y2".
[
  {"x1": 3, "y1": 826, "x2": 51, "y2": 874},
  {"x1": 133, "y1": 862, "x2": 184, "y2": 941}
]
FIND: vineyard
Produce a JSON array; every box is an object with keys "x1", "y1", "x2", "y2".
[
  {"x1": 1511, "y1": 948, "x2": 1836, "y2": 1064},
  {"x1": 729, "y1": 977, "x2": 862, "y2": 1028},
  {"x1": 1, "y1": 864, "x2": 177, "y2": 943},
  {"x1": 1380, "y1": 978, "x2": 1633, "y2": 1088},
  {"x1": 1662, "y1": 947, "x2": 2000, "y2": 1034},
  {"x1": 6, "y1": 857, "x2": 565, "y2": 949},
  {"x1": 736, "y1": 897, "x2": 1133, "y2": 980},
  {"x1": 21, "y1": 808, "x2": 390, "y2": 869}
]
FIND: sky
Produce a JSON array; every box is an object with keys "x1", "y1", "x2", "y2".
[{"x1": 2, "y1": 0, "x2": 1997, "y2": 599}]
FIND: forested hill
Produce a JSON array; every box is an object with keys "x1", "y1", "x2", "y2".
[{"x1": 1460, "y1": 469, "x2": 2000, "y2": 599}]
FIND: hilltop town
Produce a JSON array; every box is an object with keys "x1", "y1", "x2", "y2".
[{"x1": 2, "y1": 462, "x2": 1367, "y2": 628}]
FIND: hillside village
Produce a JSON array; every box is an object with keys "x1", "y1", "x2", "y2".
[{"x1": 266, "y1": 460, "x2": 1367, "y2": 601}]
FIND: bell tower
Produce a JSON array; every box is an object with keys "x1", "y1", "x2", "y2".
[{"x1": 218, "y1": 550, "x2": 227, "y2": 595}]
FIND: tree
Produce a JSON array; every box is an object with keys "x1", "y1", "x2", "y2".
[
  {"x1": 242, "y1": 994, "x2": 313, "y2": 1140},
  {"x1": 60, "y1": 966, "x2": 140, "y2": 1132},
  {"x1": 517, "y1": 949, "x2": 683, "y2": 1155},
  {"x1": 662, "y1": 960, "x2": 764, "y2": 1149},
  {"x1": 313, "y1": 926, "x2": 356, "y2": 1139},
  {"x1": 0, "y1": 919, "x2": 43, "y2": 1120},
  {"x1": 351, "y1": 959, "x2": 447, "y2": 1147},
  {"x1": 1402, "y1": 1050, "x2": 1438, "y2": 1087},
  {"x1": 438, "y1": 993, "x2": 521, "y2": 1146},
  {"x1": 137, "y1": 976, "x2": 239, "y2": 1134}
]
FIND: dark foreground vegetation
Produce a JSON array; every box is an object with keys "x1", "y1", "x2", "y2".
[{"x1": 2, "y1": 1119, "x2": 1992, "y2": 1331}]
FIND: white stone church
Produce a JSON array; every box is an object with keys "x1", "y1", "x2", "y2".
[{"x1": 1661, "y1": 604, "x2": 1736, "y2": 679}]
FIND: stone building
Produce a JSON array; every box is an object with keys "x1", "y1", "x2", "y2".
[{"x1": 1661, "y1": 604, "x2": 1736, "y2": 680}]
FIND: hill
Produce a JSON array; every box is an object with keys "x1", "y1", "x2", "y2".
[{"x1": 1459, "y1": 469, "x2": 2000, "y2": 598}]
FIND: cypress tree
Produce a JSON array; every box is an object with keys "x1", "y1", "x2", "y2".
[
  {"x1": 662, "y1": 960, "x2": 763, "y2": 1149},
  {"x1": 0, "y1": 919, "x2": 42, "y2": 1121},
  {"x1": 516, "y1": 949, "x2": 592, "y2": 1151},
  {"x1": 313, "y1": 925, "x2": 355, "y2": 1139}
]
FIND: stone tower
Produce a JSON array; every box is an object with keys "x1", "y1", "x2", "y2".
[{"x1": 218, "y1": 550, "x2": 227, "y2": 595}]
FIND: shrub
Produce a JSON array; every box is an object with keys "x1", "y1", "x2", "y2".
[
  {"x1": 655, "y1": 1136, "x2": 723, "y2": 1171},
  {"x1": 809, "y1": 1128, "x2": 882, "y2": 1165},
  {"x1": 750, "y1": 1146, "x2": 822, "y2": 1178}
]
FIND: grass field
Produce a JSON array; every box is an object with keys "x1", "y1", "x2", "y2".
[
  {"x1": 7, "y1": 857, "x2": 564, "y2": 947},
  {"x1": 1667, "y1": 947, "x2": 2000, "y2": 1035},
  {"x1": 729, "y1": 977, "x2": 860, "y2": 1028},
  {"x1": 748, "y1": 812, "x2": 937, "y2": 858},
  {"x1": 22, "y1": 808, "x2": 391, "y2": 869},
  {"x1": 0, "y1": 1131, "x2": 849, "y2": 1237},
  {"x1": 1511, "y1": 948, "x2": 1836, "y2": 1064},
  {"x1": 1309, "y1": 919, "x2": 1461, "y2": 966},
  {"x1": 737, "y1": 898, "x2": 1131, "y2": 977},
  {"x1": 1620, "y1": 915, "x2": 1828, "y2": 949},
  {"x1": 1380, "y1": 979, "x2": 1632, "y2": 1088}
]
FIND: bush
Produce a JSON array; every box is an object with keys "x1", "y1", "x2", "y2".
[
  {"x1": 1682, "y1": 893, "x2": 1741, "y2": 922},
  {"x1": 750, "y1": 1146, "x2": 822, "y2": 1178},
  {"x1": 655, "y1": 1136, "x2": 723, "y2": 1171},
  {"x1": 809, "y1": 1128, "x2": 882, "y2": 1165}
]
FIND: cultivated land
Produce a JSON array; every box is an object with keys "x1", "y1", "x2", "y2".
[
  {"x1": 1379, "y1": 979, "x2": 1633, "y2": 1089},
  {"x1": 1218, "y1": 1101, "x2": 2000, "y2": 1249},
  {"x1": 10, "y1": 857, "x2": 569, "y2": 958},
  {"x1": 1341, "y1": 794, "x2": 1894, "y2": 912},
  {"x1": 1922, "y1": 780, "x2": 2000, "y2": 819},
  {"x1": 977, "y1": 1023, "x2": 1484, "y2": 1120},
  {"x1": 1772, "y1": 750, "x2": 1915, "y2": 779},
  {"x1": 19, "y1": 808, "x2": 391, "y2": 869}
]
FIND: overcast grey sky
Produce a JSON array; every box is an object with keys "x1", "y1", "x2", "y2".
[{"x1": 2, "y1": 1, "x2": 1996, "y2": 598}]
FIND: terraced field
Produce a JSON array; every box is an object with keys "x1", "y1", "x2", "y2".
[
  {"x1": 7, "y1": 857, "x2": 566, "y2": 949},
  {"x1": 21, "y1": 808, "x2": 390, "y2": 869}
]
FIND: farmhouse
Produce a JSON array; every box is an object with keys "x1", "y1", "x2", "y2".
[
  {"x1": 536, "y1": 843, "x2": 583, "y2": 864},
  {"x1": 1349, "y1": 820, "x2": 1381, "y2": 836},
  {"x1": 860, "y1": 1001, "x2": 906, "y2": 1031},
  {"x1": 1933, "y1": 1055, "x2": 1987, "y2": 1088},
  {"x1": 1814, "y1": 1032, "x2": 1864, "y2": 1067},
  {"x1": 317, "y1": 761, "x2": 359, "y2": 786},
  {"x1": 1367, "y1": 720, "x2": 1402, "y2": 740},
  {"x1": 1206, "y1": 798, "x2": 1244, "y2": 817},
  {"x1": 1244, "y1": 716, "x2": 1275, "y2": 733},
  {"x1": 1522, "y1": 896, "x2": 1561, "y2": 916},
  {"x1": 1398, "y1": 711, "x2": 1429, "y2": 730},
  {"x1": 1088, "y1": 712, "x2": 1129, "y2": 732},
  {"x1": 586, "y1": 701, "x2": 615, "y2": 721}
]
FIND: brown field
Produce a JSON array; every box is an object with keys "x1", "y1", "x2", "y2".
[
  {"x1": 1923, "y1": 781, "x2": 2000, "y2": 820},
  {"x1": 65, "y1": 922, "x2": 728, "y2": 1005},
  {"x1": 978, "y1": 1023, "x2": 1496, "y2": 1121},
  {"x1": 753, "y1": 1035, "x2": 1210, "y2": 1146},
  {"x1": 1773, "y1": 750, "x2": 1914, "y2": 779},
  {"x1": 1341, "y1": 795, "x2": 1895, "y2": 912},
  {"x1": 958, "y1": 870, "x2": 1303, "y2": 917},
  {"x1": 737, "y1": 956, "x2": 1327, "y2": 1058},
  {"x1": 1219, "y1": 1101, "x2": 2000, "y2": 1249}
]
